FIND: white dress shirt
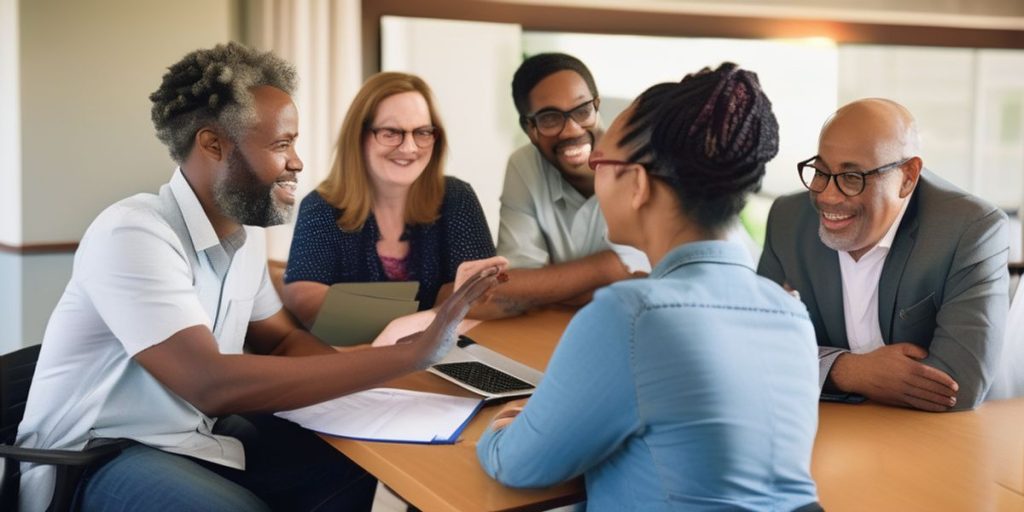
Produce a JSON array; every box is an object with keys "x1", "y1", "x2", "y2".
[
  {"x1": 16, "y1": 169, "x2": 282, "y2": 510},
  {"x1": 838, "y1": 198, "x2": 910, "y2": 353}
]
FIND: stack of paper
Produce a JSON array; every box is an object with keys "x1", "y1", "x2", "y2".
[{"x1": 276, "y1": 388, "x2": 483, "y2": 444}]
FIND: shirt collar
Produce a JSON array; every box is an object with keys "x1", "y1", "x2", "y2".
[
  {"x1": 169, "y1": 167, "x2": 221, "y2": 253},
  {"x1": 535, "y1": 145, "x2": 590, "y2": 206},
  {"x1": 843, "y1": 191, "x2": 911, "y2": 259},
  {"x1": 650, "y1": 240, "x2": 754, "y2": 279},
  {"x1": 540, "y1": 152, "x2": 569, "y2": 203},
  {"x1": 875, "y1": 193, "x2": 911, "y2": 251}
]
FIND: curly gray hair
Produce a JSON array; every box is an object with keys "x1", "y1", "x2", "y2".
[{"x1": 150, "y1": 42, "x2": 297, "y2": 163}]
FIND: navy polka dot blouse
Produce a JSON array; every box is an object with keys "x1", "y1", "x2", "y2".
[{"x1": 284, "y1": 177, "x2": 496, "y2": 309}]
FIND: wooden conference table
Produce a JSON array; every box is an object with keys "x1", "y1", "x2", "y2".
[{"x1": 319, "y1": 308, "x2": 1024, "y2": 512}]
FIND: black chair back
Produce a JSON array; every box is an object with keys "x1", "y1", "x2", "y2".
[
  {"x1": 0, "y1": 344, "x2": 41, "y2": 510},
  {"x1": 0, "y1": 344, "x2": 40, "y2": 445}
]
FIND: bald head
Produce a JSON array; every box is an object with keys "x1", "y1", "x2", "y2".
[
  {"x1": 811, "y1": 98, "x2": 924, "y2": 260},
  {"x1": 821, "y1": 98, "x2": 920, "y2": 165}
]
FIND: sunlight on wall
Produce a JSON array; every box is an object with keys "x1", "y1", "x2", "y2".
[
  {"x1": 382, "y1": 16, "x2": 523, "y2": 243},
  {"x1": 523, "y1": 32, "x2": 839, "y2": 199},
  {"x1": 0, "y1": 0, "x2": 21, "y2": 246},
  {"x1": 381, "y1": 20, "x2": 1023, "y2": 254},
  {"x1": 523, "y1": 32, "x2": 840, "y2": 244},
  {"x1": 522, "y1": 32, "x2": 1024, "y2": 253}
]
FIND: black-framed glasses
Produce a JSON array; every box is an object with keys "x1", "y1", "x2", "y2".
[
  {"x1": 368, "y1": 126, "x2": 438, "y2": 148},
  {"x1": 798, "y1": 156, "x2": 911, "y2": 196},
  {"x1": 524, "y1": 98, "x2": 600, "y2": 137}
]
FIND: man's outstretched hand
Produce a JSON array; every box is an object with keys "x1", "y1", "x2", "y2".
[{"x1": 399, "y1": 265, "x2": 503, "y2": 368}]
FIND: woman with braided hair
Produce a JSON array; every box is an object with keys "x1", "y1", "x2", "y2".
[{"x1": 477, "y1": 63, "x2": 822, "y2": 511}]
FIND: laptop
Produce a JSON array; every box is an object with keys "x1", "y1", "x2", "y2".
[
  {"x1": 311, "y1": 282, "x2": 420, "y2": 346},
  {"x1": 428, "y1": 335, "x2": 543, "y2": 402}
]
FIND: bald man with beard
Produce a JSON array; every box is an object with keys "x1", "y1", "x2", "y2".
[{"x1": 758, "y1": 98, "x2": 1009, "y2": 412}]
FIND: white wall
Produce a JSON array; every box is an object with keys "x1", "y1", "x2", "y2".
[
  {"x1": 523, "y1": 32, "x2": 839, "y2": 198},
  {"x1": 838, "y1": 45, "x2": 1024, "y2": 261},
  {"x1": 245, "y1": 0, "x2": 366, "y2": 261},
  {"x1": 18, "y1": 0, "x2": 235, "y2": 243},
  {"x1": 381, "y1": 16, "x2": 523, "y2": 242},
  {"x1": 0, "y1": 0, "x2": 20, "y2": 246},
  {"x1": 838, "y1": 46, "x2": 976, "y2": 195},
  {"x1": 2, "y1": 0, "x2": 236, "y2": 349},
  {"x1": 0, "y1": 254, "x2": 23, "y2": 352},
  {"x1": 973, "y1": 50, "x2": 1024, "y2": 211}
]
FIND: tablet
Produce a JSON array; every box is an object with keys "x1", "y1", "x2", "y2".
[{"x1": 310, "y1": 281, "x2": 420, "y2": 346}]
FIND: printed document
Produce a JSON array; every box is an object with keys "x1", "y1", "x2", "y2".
[{"x1": 276, "y1": 388, "x2": 483, "y2": 444}]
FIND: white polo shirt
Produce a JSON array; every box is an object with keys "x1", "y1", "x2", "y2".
[
  {"x1": 838, "y1": 197, "x2": 911, "y2": 354},
  {"x1": 16, "y1": 169, "x2": 282, "y2": 510}
]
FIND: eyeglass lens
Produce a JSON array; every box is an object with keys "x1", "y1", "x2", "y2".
[
  {"x1": 799, "y1": 164, "x2": 865, "y2": 196},
  {"x1": 373, "y1": 127, "x2": 436, "y2": 148},
  {"x1": 533, "y1": 101, "x2": 597, "y2": 135}
]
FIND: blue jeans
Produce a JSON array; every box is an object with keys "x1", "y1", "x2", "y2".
[{"x1": 76, "y1": 414, "x2": 376, "y2": 511}]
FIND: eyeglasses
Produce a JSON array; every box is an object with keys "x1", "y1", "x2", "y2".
[
  {"x1": 368, "y1": 126, "x2": 438, "y2": 148},
  {"x1": 524, "y1": 98, "x2": 600, "y2": 137},
  {"x1": 588, "y1": 159, "x2": 638, "y2": 172},
  {"x1": 797, "y1": 156, "x2": 910, "y2": 197}
]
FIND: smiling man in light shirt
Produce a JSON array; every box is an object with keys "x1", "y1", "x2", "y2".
[
  {"x1": 14, "y1": 43, "x2": 498, "y2": 511},
  {"x1": 462, "y1": 53, "x2": 650, "y2": 319},
  {"x1": 758, "y1": 98, "x2": 1009, "y2": 412}
]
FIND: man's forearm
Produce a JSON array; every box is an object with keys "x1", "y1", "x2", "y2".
[
  {"x1": 267, "y1": 328, "x2": 340, "y2": 356},
  {"x1": 136, "y1": 326, "x2": 427, "y2": 417},
  {"x1": 471, "y1": 250, "x2": 631, "y2": 319},
  {"x1": 923, "y1": 209, "x2": 1009, "y2": 410}
]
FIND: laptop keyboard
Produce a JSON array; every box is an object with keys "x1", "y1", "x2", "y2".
[{"x1": 432, "y1": 362, "x2": 534, "y2": 394}]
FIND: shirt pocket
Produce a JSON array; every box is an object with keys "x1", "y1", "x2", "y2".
[
  {"x1": 896, "y1": 293, "x2": 937, "y2": 343},
  {"x1": 215, "y1": 298, "x2": 254, "y2": 354}
]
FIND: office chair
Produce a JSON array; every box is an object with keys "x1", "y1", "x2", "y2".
[{"x1": 0, "y1": 344, "x2": 129, "y2": 511}]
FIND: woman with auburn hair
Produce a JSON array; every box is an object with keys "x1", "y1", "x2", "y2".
[{"x1": 283, "y1": 72, "x2": 495, "y2": 327}]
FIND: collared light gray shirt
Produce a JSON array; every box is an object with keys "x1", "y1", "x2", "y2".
[
  {"x1": 16, "y1": 169, "x2": 282, "y2": 511},
  {"x1": 496, "y1": 144, "x2": 650, "y2": 273}
]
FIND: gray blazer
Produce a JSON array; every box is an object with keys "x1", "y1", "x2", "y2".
[{"x1": 757, "y1": 170, "x2": 1009, "y2": 410}]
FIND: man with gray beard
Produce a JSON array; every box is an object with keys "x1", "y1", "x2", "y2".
[
  {"x1": 214, "y1": 145, "x2": 293, "y2": 227},
  {"x1": 14, "y1": 43, "x2": 499, "y2": 511},
  {"x1": 758, "y1": 98, "x2": 1008, "y2": 412}
]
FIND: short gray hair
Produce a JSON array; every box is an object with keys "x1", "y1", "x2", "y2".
[{"x1": 149, "y1": 42, "x2": 297, "y2": 163}]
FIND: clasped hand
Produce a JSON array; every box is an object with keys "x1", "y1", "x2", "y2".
[
  {"x1": 832, "y1": 343, "x2": 959, "y2": 412},
  {"x1": 489, "y1": 398, "x2": 528, "y2": 431}
]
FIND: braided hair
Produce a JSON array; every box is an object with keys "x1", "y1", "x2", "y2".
[
  {"x1": 621, "y1": 62, "x2": 778, "y2": 231},
  {"x1": 149, "y1": 42, "x2": 297, "y2": 163}
]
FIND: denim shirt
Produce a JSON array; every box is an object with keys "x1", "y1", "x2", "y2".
[{"x1": 478, "y1": 241, "x2": 820, "y2": 511}]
